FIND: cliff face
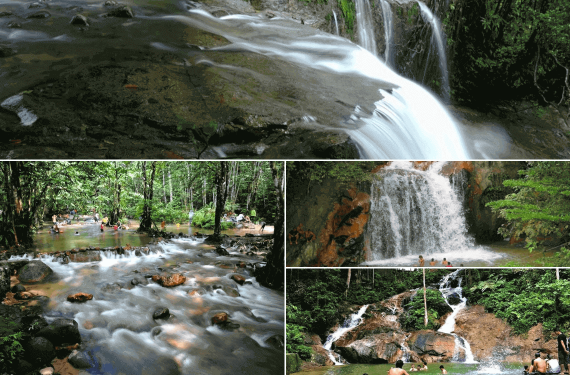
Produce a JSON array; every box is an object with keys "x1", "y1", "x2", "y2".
[{"x1": 442, "y1": 161, "x2": 526, "y2": 243}]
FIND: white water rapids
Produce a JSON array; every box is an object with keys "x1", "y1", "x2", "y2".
[
  {"x1": 8, "y1": 236, "x2": 284, "y2": 374},
  {"x1": 363, "y1": 161, "x2": 505, "y2": 266}
]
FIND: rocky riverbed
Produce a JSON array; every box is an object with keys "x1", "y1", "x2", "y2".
[{"x1": 1, "y1": 233, "x2": 284, "y2": 374}]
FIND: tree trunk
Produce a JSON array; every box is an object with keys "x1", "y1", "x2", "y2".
[
  {"x1": 213, "y1": 162, "x2": 229, "y2": 237},
  {"x1": 346, "y1": 269, "x2": 352, "y2": 298},
  {"x1": 139, "y1": 161, "x2": 157, "y2": 232},
  {"x1": 423, "y1": 268, "x2": 428, "y2": 327}
]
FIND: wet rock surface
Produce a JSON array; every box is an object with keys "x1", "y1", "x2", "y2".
[{"x1": 18, "y1": 260, "x2": 54, "y2": 283}]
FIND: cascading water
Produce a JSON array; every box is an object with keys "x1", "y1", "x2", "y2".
[
  {"x1": 8, "y1": 234, "x2": 284, "y2": 374},
  {"x1": 438, "y1": 270, "x2": 477, "y2": 363},
  {"x1": 415, "y1": 1, "x2": 450, "y2": 102},
  {"x1": 363, "y1": 161, "x2": 504, "y2": 266},
  {"x1": 332, "y1": 10, "x2": 340, "y2": 35},
  {"x1": 380, "y1": 0, "x2": 394, "y2": 67},
  {"x1": 178, "y1": 9, "x2": 470, "y2": 158},
  {"x1": 324, "y1": 305, "x2": 369, "y2": 365},
  {"x1": 355, "y1": 0, "x2": 377, "y2": 55}
]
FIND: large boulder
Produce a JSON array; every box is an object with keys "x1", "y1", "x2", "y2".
[
  {"x1": 337, "y1": 332, "x2": 409, "y2": 364},
  {"x1": 36, "y1": 318, "x2": 81, "y2": 346},
  {"x1": 407, "y1": 330, "x2": 456, "y2": 361},
  {"x1": 286, "y1": 353, "x2": 302, "y2": 375},
  {"x1": 18, "y1": 261, "x2": 53, "y2": 283},
  {"x1": 24, "y1": 336, "x2": 55, "y2": 366}
]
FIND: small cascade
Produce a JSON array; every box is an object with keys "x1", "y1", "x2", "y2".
[
  {"x1": 438, "y1": 270, "x2": 477, "y2": 363},
  {"x1": 324, "y1": 305, "x2": 369, "y2": 365},
  {"x1": 354, "y1": 0, "x2": 377, "y2": 55},
  {"x1": 415, "y1": 1, "x2": 449, "y2": 101},
  {"x1": 400, "y1": 332, "x2": 412, "y2": 362},
  {"x1": 332, "y1": 10, "x2": 340, "y2": 35},
  {"x1": 380, "y1": 0, "x2": 394, "y2": 67}
]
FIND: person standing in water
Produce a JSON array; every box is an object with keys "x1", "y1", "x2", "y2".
[
  {"x1": 442, "y1": 258, "x2": 448, "y2": 266},
  {"x1": 418, "y1": 255, "x2": 425, "y2": 267},
  {"x1": 556, "y1": 328, "x2": 569, "y2": 375},
  {"x1": 439, "y1": 365, "x2": 447, "y2": 374},
  {"x1": 388, "y1": 360, "x2": 410, "y2": 375}
]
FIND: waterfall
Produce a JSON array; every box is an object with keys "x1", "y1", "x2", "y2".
[
  {"x1": 363, "y1": 161, "x2": 506, "y2": 265},
  {"x1": 416, "y1": 1, "x2": 450, "y2": 102},
  {"x1": 438, "y1": 270, "x2": 477, "y2": 363},
  {"x1": 380, "y1": 0, "x2": 394, "y2": 67},
  {"x1": 324, "y1": 305, "x2": 369, "y2": 365},
  {"x1": 182, "y1": 10, "x2": 470, "y2": 158},
  {"x1": 332, "y1": 10, "x2": 340, "y2": 35},
  {"x1": 355, "y1": 0, "x2": 377, "y2": 54},
  {"x1": 366, "y1": 161, "x2": 474, "y2": 262}
]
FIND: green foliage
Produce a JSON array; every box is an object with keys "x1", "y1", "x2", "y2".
[
  {"x1": 407, "y1": 3, "x2": 419, "y2": 24},
  {"x1": 340, "y1": 0, "x2": 356, "y2": 35},
  {"x1": 191, "y1": 204, "x2": 235, "y2": 230},
  {"x1": 446, "y1": 0, "x2": 570, "y2": 105},
  {"x1": 0, "y1": 317, "x2": 24, "y2": 372},
  {"x1": 286, "y1": 269, "x2": 453, "y2": 335},
  {"x1": 486, "y1": 162, "x2": 570, "y2": 251},
  {"x1": 463, "y1": 269, "x2": 570, "y2": 334},
  {"x1": 288, "y1": 161, "x2": 382, "y2": 188},
  {"x1": 401, "y1": 289, "x2": 450, "y2": 331},
  {"x1": 286, "y1": 305, "x2": 313, "y2": 359}
]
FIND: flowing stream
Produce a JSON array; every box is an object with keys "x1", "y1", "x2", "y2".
[
  {"x1": 438, "y1": 270, "x2": 477, "y2": 363},
  {"x1": 0, "y1": 0, "x2": 544, "y2": 158},
  {"x1": 9, "y1": 233, "x2": 283, "y2": 374},
  {"x1": 324, "y1": 305, "x2": 369, "y2": 365},
  {"x1": 363, "y1": 161, "x2": 504, "y2": 266}
]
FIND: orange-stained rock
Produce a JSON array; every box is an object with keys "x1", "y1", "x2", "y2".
[
  {"x1": 371, "y1": 163, "x2": 389, "y2": 174},
  {"x1": 440, "y1": 161, "x2": 474, "y2": 175},
  {"x1": 153, "y1": 274, "x2": 186, "y2": 287},
  {"x1": 412, "y1": 161, "x2": 436, "y2": 171},
  {"x1": 315, "y1": 190, "x2": 370, "y2": 267},
  {"x1": 238, "y1": 261, "x2": 246, "y2": 268},
  {"x1": 188, "y1": 289, "x2": 200, "y2": 296},
  {"x1": 211, "y1": 312, "x2": 228, "y2": 325},
  {"x1": 67, "y1": 293, "x2": 93, "y2": 303},
  {"x1": 83, "y1": 321, "x2": 93, "y2": 330},
  {"x1": 230, "y1": 274, "x2": 246, "y2": 285}
]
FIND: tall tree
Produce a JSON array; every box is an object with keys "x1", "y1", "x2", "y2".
[
  {"x1": 213, "y1": 162, "x2": 230, "y2": 237},
  {"x1": 138, "y1": 161, "x2": 157, "y2": 232}
]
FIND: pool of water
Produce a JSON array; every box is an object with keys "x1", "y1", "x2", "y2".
[
  {"x1": 34, "y1": 219, "x2": 272, "y2": 253},
  {"x1": 292, "y1": 362, "x2": 524, "y2": 375}
]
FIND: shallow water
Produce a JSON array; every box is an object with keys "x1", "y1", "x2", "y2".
[
  {"x1": 34, "y1": 219, "x2": 271, "y2": 252},
  {"x1": 12, "y1": 236, "x2": 284, "y2": 374}
]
